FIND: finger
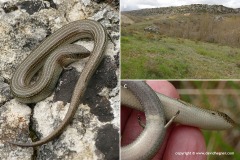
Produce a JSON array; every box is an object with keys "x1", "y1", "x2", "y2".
[{"x1": 163, "y1": 125, "x2": 207, "y2": 160}]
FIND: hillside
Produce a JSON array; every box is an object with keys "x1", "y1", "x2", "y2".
[
  {"x1": 121, "y1": 14, "x2": 134, "y2": 24},
  {"x1": 121, "y1": 4, "x2": 240, "y2": 79},
  {"x1": 121, "y1": 4, "x2": 240, "y2": 48},
  {"x1": 122, "y1": 4, "x2": 240, "y2": 17}
]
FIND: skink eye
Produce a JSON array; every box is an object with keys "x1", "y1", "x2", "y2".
[{"x1": 211, "y1": 112, "x2": 216, "y2": 115}]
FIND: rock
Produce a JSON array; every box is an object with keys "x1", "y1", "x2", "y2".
[
  {"x1": 144, "y1": 25, "x2": 159, "y2": 33},
  {"x1": 0, "y1": 77, "x2": 12, "y2": 105},
  {"x1": 214, "y1": 15, "x2": 224, "y2": 21},
  {"x1": 0, "y1": 99, "x2": 33, "y2": 160}
]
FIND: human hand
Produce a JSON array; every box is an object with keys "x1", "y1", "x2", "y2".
[{"x1": 121, "y1": 80, "x2": 207, "y2": 160}]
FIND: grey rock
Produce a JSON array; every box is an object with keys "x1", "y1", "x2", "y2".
[
  {"x1": 91, "y1": 8, "x2": 108, "y2": 21},
  {"x1": 0, "y1": 77, "x2": 12, "y2": 105},
  {"x1": 0, "y1": 99, "x2": 33, "y2": 160},
  {"x1": 82, "y1": 0, "x2": 91, "y2": 6},
  {"x1": 214, "y1": 15, "x2": 224, "y2": 21},
  {"x1": 144, "y1": 25, "x2": 160, "y2": 33}
]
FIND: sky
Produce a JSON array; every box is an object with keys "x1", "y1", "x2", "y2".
[{"x1": 121, "y1": 0, "x2": 240, "y2": 11}]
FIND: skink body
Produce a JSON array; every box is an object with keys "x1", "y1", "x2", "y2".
[
  {"x1": 122, "y1": 85, "x2": 235, "y2": 130},
  {"x1": 10, "y1": 20, "x2": 107, "y2": 147},
  {"x1": 121, "y1": 81, "x2": 166, "y2": 160}
]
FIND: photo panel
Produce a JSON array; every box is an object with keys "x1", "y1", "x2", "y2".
[{"x1": 121, "y1": 80, "x2": 240, "y2": 160}]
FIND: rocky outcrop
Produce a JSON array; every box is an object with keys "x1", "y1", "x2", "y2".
[
  {"x1": 122, "y1": 4, "x2": 240, "y2": 17},
  {"x1": 144, "y1": 25, "x2": 160, "y2": 33}
]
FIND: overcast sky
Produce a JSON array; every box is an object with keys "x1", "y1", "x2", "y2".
[{"x1": 121, "y1": 0, "x2": 240, "y2": 11}]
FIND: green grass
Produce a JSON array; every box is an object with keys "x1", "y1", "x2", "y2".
[
  {"x1": 202, "y1": 131, "x2": 240, "y2": 160},
  {"x1": 121, "y1": 31, "x2": 240, "y2": 79}
]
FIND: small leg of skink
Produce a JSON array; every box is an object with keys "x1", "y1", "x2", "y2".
[
  {"x1": 164, "y1": 110, "x2": 180, "y2": 128},
  {"x1": 137, "y1": 110, "x2": 180, "y2": 129},
  {"x1": 137, "y1": 115, "x2": 145, "y2": 128}
]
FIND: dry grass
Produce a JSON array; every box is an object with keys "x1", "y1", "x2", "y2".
[{"x1": 149, "y1": 13, "x2": 240, "y2": 48}]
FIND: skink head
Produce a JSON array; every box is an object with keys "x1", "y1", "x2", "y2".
[
  {"x1": 209, "y1": 110, "x2": 236, "y2": 130},
  {"x1": 216, "y1": 111, "x2": 237, "y2": 127}
]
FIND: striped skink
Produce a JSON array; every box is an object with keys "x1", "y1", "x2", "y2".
[
  {"x1": 9, "y1": 19, "x2": 107, "y2": 147},
  {"x1": 121, "y1": 81, "x2": 236, "y2": 160}
]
